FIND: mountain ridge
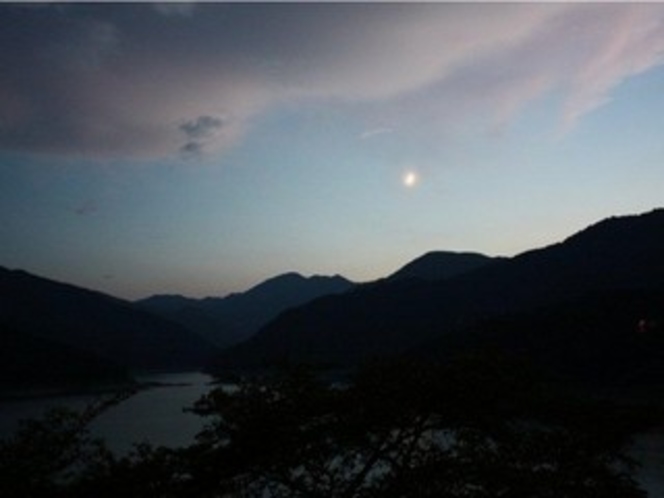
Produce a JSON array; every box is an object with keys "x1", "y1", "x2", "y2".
[
  {"x1": 0, "y1": 267, "x2": 218, "y2": 381},
  {"x1": 4, "y1": 208, "x2": 664, "y2": 389},
  {"x1": 136, "y1": 272, "x2": 355, "y2": 347},
  {"x1": 386, "y1": 251, "x2": 501, "y2": 282},
  {"x1": 208, "y1": 208, "x2": 664, "y2": 377}
]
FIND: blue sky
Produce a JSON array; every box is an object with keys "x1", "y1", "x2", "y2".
[{"x1": 1, "y1": 3, "x2": 664, "y2": 299}]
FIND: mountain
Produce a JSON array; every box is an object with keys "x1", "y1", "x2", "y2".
[
  {"x1": 0, "y1": 322, "x2": 132, "y2": 394},
  {"x1": 415, "y1": 288, "x2": 664, "y2": 386},
  {"x1": 0, "y1": 267, "x2": 218, "y2": 382},
  {"x1": 137, "y1": 272, "x2": 355, "y2": 347},
  {"x1": 208, "y1": 208, "x2": 664, "y2": 379},
  {"x1": 387, "y1": 251, "x2": 500, "y2": 282}
]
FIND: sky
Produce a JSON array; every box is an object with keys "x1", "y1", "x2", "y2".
[{"x1": 1, "y1": 2, "x2": 664, "y2": 300}]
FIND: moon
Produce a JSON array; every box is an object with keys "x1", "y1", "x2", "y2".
[{"x1": 402, "y1": 171, "x2": 419, "y2": 188}]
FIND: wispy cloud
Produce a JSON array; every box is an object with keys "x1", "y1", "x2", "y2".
[
  {"x1": 74, "y1": 199, "x2": 98, "y2": 216},
  {"x1": 558, "y1": 4, "x2": 664, "y2": 129},
  {"x1": 360, "y1": 127, "x2": 394, "y2": 140},
  {"x1": 152, "y1": 3, "x2": 196, "y2": 18},
  {"x1": 1, "y1": 3, "x2": 663, "y2": 160}
]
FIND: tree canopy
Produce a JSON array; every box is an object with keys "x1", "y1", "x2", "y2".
[{"x1": 0, "y1": 355, "x2": 657, "y2": 498}]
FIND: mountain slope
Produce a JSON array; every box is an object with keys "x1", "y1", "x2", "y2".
[
  {"x1": 208, "y1": 208, "x2": 664, "y2": 374},
  {"x1": 0, "y1": 267, "x2": 218, "y2": 374},
  {"x1": 417, "y1": 288, "x2": 664, "y2": 386},
  {"x1": 0, "y1": 322, "x2": 132, "y2": 393},
  {"x1": 137, "y1": 272, "x2": 355, "y2": 347},
  {"x1": 387, "y1": 251, "x2": 500, "y2": 282}
]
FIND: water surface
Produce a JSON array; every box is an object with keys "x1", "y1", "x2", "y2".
[{"x1": 0, "y1": 372, "x2": 213, "y2": 454}]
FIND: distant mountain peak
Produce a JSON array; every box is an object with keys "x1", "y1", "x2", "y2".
[
  {"x1": 137, "y1": 272, "x2": 355, "y2": 348},
  {"x1": 244, "y1": 272, "x2": 353, "y2": 297},
  {"x1": 266, "y1": 271, "x2": 304, "y2": 281},
  {"x1": 388, "y1": 251, "x2": 499, "y2": 282},
  {"x1": 252, "y1": 271, "x2": 306, "y2": 287}
]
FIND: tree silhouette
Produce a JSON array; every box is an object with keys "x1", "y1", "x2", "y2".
[
  {"x1": 0, "y1": 391, "x2": 133, "y2": 498},
  {"x1": 179, "y1": 357, "x2": 649, "y2": 498},
  {"x1": 0, "y1": 355, "x2": 655, "y2": 497}
]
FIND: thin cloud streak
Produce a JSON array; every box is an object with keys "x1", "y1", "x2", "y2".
[
  {"x1": 360, "y1": 127, "x2": 394, "y2": 140},
  {"x1": 1, "y1": 4, "x2": 664, "y2": 160},
  {"x1": 560, "y1": 4, "x2": 664, "y2": 129}
]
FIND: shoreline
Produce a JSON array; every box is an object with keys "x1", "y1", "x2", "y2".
[
  {"x1": 0, "y1": 376, "x2": 209, "y2": 403},
  {"x1": 0, "y1": 380, "x2": 139, "y2": 403}
]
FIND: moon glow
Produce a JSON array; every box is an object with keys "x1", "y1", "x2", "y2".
[{"x1": 402, "y1": 171, "x2": 419, "y2": 188}]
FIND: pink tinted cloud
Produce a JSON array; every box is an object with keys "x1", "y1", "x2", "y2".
[
  {"x1": 1, "y1": 4, "x2": 664, "y2": 160},
  {"x1": 560, "y1": 4, "x2": 664, "y2": 129}
]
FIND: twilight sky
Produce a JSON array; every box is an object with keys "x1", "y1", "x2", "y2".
[{"x1": 1, "y1": 2, "x2": 664, "y2": 300}]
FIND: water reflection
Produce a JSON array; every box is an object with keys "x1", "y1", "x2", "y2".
[
  {"x1": 631, "y1": 428, "x2": 664, "y2": 497},
  {"x1": 0, "y1": 372, "x2": 213, "y2": 455},
  {"x1": 90, "y1": 372, "x2": 213, "y2": 454}
]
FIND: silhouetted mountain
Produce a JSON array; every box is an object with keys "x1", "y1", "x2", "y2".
[
  {"x1": 209, "y1": 208, "x2": 664, "y2": 380},
  {"x1": 0, "y1": 322, "x2": 132, "y2": 394},
  {"x1": 387, "y1": 251, "x2": 500, "y2": 282},
  {"x1": 0, "y1": 267, "x2": 218, "y2": 380},
  {"x1": 136, "y1": 294, "x2": 198, "y2": 314},
  {"x1": 137, "y1": 272, "x2": 355, "y2": 347},
  {"x1": 417, "y1": 289, "x2": 664, "y2": 386}
]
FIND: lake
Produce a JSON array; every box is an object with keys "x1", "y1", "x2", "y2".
[
  {"x1": 632, "y1": 429, "x2": 664, "y2": 496},
  {"x1": 0, "y1": 372, "x2": 662, "y2": 496},
  {"x1": 0, "y1": 372, "x2": 213, "y2": 455}
]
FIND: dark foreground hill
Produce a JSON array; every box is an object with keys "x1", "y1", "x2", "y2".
[
  {"x1": 0, "y1": 267, "x2": 218, "y2": 389},
  {"x1": 209, "y1": 208, "x2": 664, "y2": 382},
  {"x1": 137, "y1": 272, "x2": 354, "y2": 347}
]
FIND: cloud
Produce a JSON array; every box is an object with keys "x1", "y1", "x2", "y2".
[
  {"x1": 180, "y1": 115, "x2": 224, "y2": 140},
  {"x1": 152, "y1": 3, "x2": 195, "y2": 18},
  {"x1": 360, "y1": 127, "x2": 394, "y2": 140},
  {"x1": 357, "y1": 3, "x2": 664, "y2": 138},
  {"x1": 74, "y1": 199, "x2": 98, "y2": 216},
  {"x1": 180, "y1": 141, "x2": 203, "y2": 157},
  {"x1": 559, "y1": 4, "x2": 664, "y2": 129},
  {"x1": 1, "y1": 3, "x2": 664, "y2": 160},
  {"x1": 179, "y1": 115, "x2": 225, "y2": 155}
]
